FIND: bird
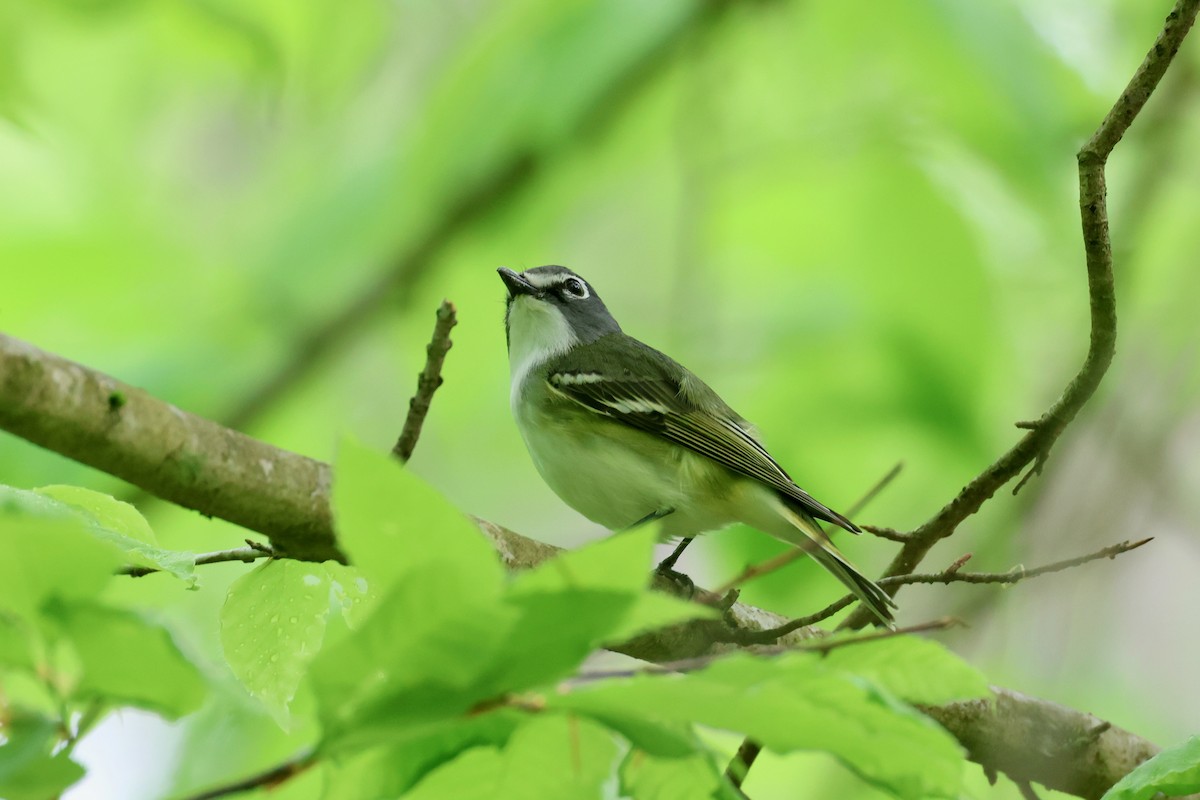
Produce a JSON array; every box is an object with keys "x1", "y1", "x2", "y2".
[{"x1": 498, "y1": 265, "x2": 895, "y2": 625}]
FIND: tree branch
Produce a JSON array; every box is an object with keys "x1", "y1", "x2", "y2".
[
  {"x1": 724, "y1": 738, "x2": 761, "y2": 791},
  {"x1": 181, "y1": 752, "x2": 314, "y2": 800},
  {"x1": 0, "y1": 334, "x2": 340, "y2": 562},
  {"x1": 118, "y1": 541, "x2": 277, "y2": 578},
  {"x1": 923, "y1": 688, "x2": 1161, "y2": 800},
  {"x1": 747, "y1": 538, "x2": 1152, "y2": 641},
  {"x1": 392, "y1": 300, "x2": 457, "y2": 463},
  {"x1": 842, "y1": 0, "x2": 1200, "y2": 629},
  {"x1": 571, "y1": 619, "x2": 961, "y2": 683}
]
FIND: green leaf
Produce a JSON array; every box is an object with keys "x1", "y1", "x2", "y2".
[
  {"x1": 1101, "y1": 735, "x2": 1200, "y2": 800},
  {"x1": 620, "y1": 750, "x2": 723, "y2": 800},
  {"x1": 163, "y1": 678, "x2": 319, "y2": 799},
  {"x1": 483, "y1": 588, "x2": 638, "y2": 693},
  {"x1": 51, "y1": 601, "x2": 206, "y2": 718},
  {"x1": 0, "y1": 753, "x2": 84, "y2": 800},
  {"x1": 312, "y1": 525, "x2": 711, "y2": 751},
  {"x1": 399, "y1": 746, "x2": 504, "y2": 800},
  {"x1": 109, "y1": 538, "x2": 197, "y2": 584},
  {"x1": 482, "y1": 525, "x2": 713, "y2": 692},
  {"x1": 35, "y1": 485, "x2": 157, "y2": 544},
  {"x1": 820, "y1": 635, "x2": 990, "y2": 705},
  {"x1": 0, "y1": 510, "x2": 123, "y2": 619},
  {"x1": 11, "y1": 485, "x2": 194, "y2": 584},
  {"x1": 321, "y1": 712, "x2": 521, "y2": 800},
  {"x1": 493, "y1": 714, "x2": 617, "y2": 799},
  {"x1": 311, "y1": 564, "x2": 517, "y2": 750},
  {"x1": 0, "y1": 613, "x2": 35, "y2": 670},
  {"x1": 507, "y1": 524, "x2": 659, "y2": 595},
  {"x1": 401, "y1": 715, "x2": 617, "y2": 800},
  {"x1": 221, "y1": 560, "x2": 367, "y2": 727},
  {"x1": 548, "y1": 652, "x2": 967, "y2": 799},
  {"x1": 487, "y1": 527, "x2": 653, "y2": 689},
  {"x1": 605, "y1": 590, "x2": 718, "y2": 643},
  {"x1": 332, "y1": 438, "x2": 502, "y2": 596},
  {"x1": 581, "y1": 712, "x2": 699, "y2": 758},
  {"x1": 41, "y1": 484, "x2": 197, "y2": 584},
  {"x1": 322, "y1": 562, "x2": 377, "y2": 631},
  {"x1": 0, "y1": 711, "x2": 86, "y2": 800}
]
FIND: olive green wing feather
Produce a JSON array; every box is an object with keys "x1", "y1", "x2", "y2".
[{"x1": 544, "y1": 337, "x2": 859, "y2": 533}]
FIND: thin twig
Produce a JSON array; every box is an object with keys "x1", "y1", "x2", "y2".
[
  {"x1": 860, "y1": 524, "x2": 911, "y2": 542},
  {"x1": 885, "y1": 538, "x2": 1149, "y2": 586},
  {"x1": 945, "y1": 553, "x2": 973, "y2": 575},
  {"x1": 570, "y1": 619, "x2": 958, "y2": 683},
  {"x1": 725, "y1": 738, "x2": 762, "y2": 790},
  {"x1": 755, "y1": 595, "x2": 857, "y2": 633},
  {"x1": 117, "y1": 541, "x2": 277, "y2": 577},
  {"x1": 709, "y1": 462, "x2": 904, "y2": 596},
  {"x1": 182, "y1": 752, "x2": 315, "y2": 800},
  {"x1": 842, "y1": 0, "x2": 1200, "y2": 630},
  {"x1": 750, "y1": 538, "x2": 1151, "y2": 642},
  {"x1": 392, "y1": 300, "x2": 458, "y2": 463}
]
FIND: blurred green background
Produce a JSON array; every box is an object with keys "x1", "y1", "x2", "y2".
[{"x1": 2, "y1": 0, "x2": 1199, "y2": 797}]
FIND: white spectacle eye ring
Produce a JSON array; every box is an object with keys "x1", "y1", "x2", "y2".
[{"x1": 561, "y1": 277, "x2": 589, "y2": 299}]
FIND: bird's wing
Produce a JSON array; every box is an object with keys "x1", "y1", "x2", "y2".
[{"x1": 545, "y1": 342, "x2": 858, "y2": 533}]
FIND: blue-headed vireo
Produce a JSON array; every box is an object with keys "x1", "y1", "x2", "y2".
[{"x1": 499, "y1": 265, "x2": 895, "y2": 625}]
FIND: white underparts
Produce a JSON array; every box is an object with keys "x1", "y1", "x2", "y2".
[{"x1": 507, "y1": 296, "x2": 578, "y2": 410}]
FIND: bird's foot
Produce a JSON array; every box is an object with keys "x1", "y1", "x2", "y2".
[{"x1": 654, "y1": 562, "x2": 696, "y2": 599}]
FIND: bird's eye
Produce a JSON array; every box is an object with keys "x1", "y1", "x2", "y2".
[{"x1": 561, "y1": 278, "x2": 588, "y2": 299}]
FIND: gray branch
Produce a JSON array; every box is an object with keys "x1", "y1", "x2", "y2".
[
  {"x1": 925, "y1": 689, "x2": 1170, "y2": 800},
  {"x1": 0, "y1": 334, "x2": 340, "y2": 562}
]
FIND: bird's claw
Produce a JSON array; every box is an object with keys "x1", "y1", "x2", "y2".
[{"x1": 654, "y1": 563, "x2": 696, "y2": 599}]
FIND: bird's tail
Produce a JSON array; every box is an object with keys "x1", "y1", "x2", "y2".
[
  {"x1": 805, "y1": 543, "x2": 896, "y2": 628},
  {"x1": 776, "y1": 502, "x2": 896, "y2": 627}
]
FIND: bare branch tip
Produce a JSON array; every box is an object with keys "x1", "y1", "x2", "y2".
[
  {"x1": 719, "y1": 588, "x2": 741, "y2": 611},
  {"x1": 393, "y1": 300, "x2": 461, "y2": 462},
  {"x1": 1011, "y1": 458, "x2": 1045, "y2": 496},
  {"x1": 860, "y1": 525, "x2": 912, "y2": 542},
  {"x1": 1084, "y1": 720, "x2": 1113, "y2": 744},
  {"x1": 946, "y1": 553, "x2": 973, "y2": 575}
]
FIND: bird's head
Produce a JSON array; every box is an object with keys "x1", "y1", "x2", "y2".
[{"x1": 498, "y1": 266, "x2": 621, "y2": 358}]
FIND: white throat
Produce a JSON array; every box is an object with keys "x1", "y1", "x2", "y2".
[{"x1": 507, "y1": 295, "x2": 578, "y2": 410}]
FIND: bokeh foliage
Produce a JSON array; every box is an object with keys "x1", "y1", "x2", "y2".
[
  {"x1": 1, "y1": 441, "x2": 996, "y2": 799},
  {"x1": 2, "y1": 0, "x2": 1199, "y2": 797}
]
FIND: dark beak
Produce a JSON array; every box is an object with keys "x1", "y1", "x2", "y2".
[{"x1": 497, "y1": 267, "x2": 538, "y2": 298}]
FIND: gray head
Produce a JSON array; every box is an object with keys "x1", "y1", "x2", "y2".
[{"x1": 498, "y1": 266, "x2": 621, "y2": 352}]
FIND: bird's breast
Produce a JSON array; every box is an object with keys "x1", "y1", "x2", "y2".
[{"x1": 513, "y1": 394, "x2": 738, "y2": 535}]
